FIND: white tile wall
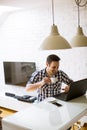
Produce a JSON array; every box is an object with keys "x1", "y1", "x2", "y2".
[{"x1": 0, "y1": 0, "x2": 87, "y2": 89}]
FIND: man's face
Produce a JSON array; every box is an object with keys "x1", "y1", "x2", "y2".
[{"x1": 46, "y1": 61, "x2": 59, "y2": 76}]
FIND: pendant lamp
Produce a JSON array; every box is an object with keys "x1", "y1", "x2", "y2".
[
  {"x1": 40, "y1": 0, "x2": 71, "y2": 50},
  {"x1": 71, "y1": 0, "x2": 87, "y2": 47}
]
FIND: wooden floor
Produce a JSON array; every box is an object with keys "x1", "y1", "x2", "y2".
[
  {"x1": 0, "y1": 107, "x2": 16, "y2": 118},
  {"x1": 0, "y1": 107, "x2": 17, "y2": 130},
  {"x1": 71, "y1": 122, "x2": 87, "y2": 130}
]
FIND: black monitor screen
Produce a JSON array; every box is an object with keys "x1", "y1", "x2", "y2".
[{"x1": 3, "y1": 62, "x2": 36, "y2": 87}]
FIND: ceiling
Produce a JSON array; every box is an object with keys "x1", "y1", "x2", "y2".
[
  {"x1": 0, "y1": 0, "x2": 49, "y2": 9},
  {"x1": 0, "y1": 0, "x2": 75, "y2": 9}
]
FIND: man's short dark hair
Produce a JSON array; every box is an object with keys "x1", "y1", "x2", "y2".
[{"x1": 46, "y1": 54, "x2": 60, "y2": 64}]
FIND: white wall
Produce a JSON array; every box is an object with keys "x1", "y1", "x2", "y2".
[{"x1": 0, "y1": 0, "x2": 87, "y2": 89}]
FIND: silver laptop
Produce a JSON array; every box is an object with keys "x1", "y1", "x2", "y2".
[{"x1": 54, "y1": 78, "x2": 87, "y2": 101}]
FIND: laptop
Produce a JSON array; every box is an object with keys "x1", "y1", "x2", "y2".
[{"x1": 54, "y1": 78, "x2": 87, "y2": 101}]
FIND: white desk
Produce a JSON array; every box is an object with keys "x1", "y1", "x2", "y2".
[
  {"x1": 0, "y1": 84, "x2": 37, "y2": 111},
  {"x1": 2, "y1": 95, "x2": 87, "y2": 130}
]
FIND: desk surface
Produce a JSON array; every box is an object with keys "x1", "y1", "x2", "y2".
[
  {"x1": 2, "y1": 95, "x2": 87, "y2": 130},
  {"x1": 0, "y1": 84, "x2": 37, "y2": 111}
]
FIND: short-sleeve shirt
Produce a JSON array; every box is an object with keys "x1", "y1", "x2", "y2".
[{"x1": 27, "y1": 68, "x2": 73, "y2": 102}]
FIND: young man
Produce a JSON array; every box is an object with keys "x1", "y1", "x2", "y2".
[{"x1": 26, "y1": 54, "x2": 73, "y2": 102}]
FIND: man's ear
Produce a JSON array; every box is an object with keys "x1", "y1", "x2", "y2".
[{"x1": 46, "y1": 62, "x2": 49, "y2": 67}]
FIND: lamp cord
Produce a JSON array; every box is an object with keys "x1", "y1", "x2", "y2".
[
  {"x1": 52, "y1": 0, "x2": 54, "y2": 25},
  {"x1": 77, "y1": 0, "x2": 80, "y2": 26},
  {"x1": 75, "y1": 0, "x2": 87, "y2": 26}
]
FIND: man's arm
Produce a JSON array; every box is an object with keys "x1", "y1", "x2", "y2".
[
  {"x1": 26, "y1": 77, "x2": 51, "y2": 92},
  {"x1": 26, "y1": 81, "x2": 44, "y2": 91}
]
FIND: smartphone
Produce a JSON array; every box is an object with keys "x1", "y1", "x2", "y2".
[{"x1": 51, "y1": 102, "x2": 62, "y2": 107}]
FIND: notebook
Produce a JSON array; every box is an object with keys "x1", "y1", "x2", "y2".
[{"x1": 54, "y1": 78, "x2": 87, "y2": 101}]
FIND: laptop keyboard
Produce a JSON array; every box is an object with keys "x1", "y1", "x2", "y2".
[{"x1": 54, "y1": 92, "x2": 68, "y2": 101}]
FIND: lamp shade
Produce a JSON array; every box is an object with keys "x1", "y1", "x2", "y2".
[
  {"x1": 40, "y1": 24, "x2": 71, "y2": 50},
  {"x1": 71, "y1": 26, "x2": 87, "y2": 47}
]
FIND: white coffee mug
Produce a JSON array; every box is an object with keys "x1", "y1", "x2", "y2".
[{"x1": 50, "y1": 77, "x2": 57, "y2": 84}]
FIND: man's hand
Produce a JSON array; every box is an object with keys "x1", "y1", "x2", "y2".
[
  {"x1": 42, "y1": 77, "x2": 51, "y2": 85},
  {"x1": 62, "y1": 85, "x2": 70, "y2": 93}
]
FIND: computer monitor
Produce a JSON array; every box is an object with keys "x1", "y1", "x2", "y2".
[{"x1": 3, "y1": 61, "x2": 36, "y2": 87}]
